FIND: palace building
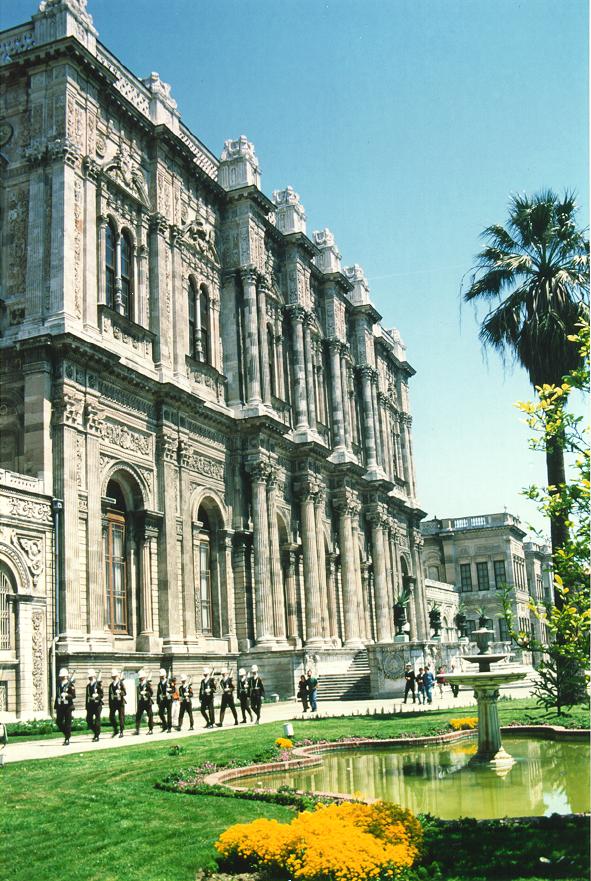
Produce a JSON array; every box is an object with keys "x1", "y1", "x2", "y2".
[{"x1": 0, "y1": 0, "x2": 432, "y2": 717}]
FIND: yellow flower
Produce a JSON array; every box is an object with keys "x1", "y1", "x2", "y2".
[{"x1": 449, "y1": 717, "x2": 478, "y2": 731}]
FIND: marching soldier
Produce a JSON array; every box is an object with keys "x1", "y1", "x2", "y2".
[
  {"x1": 248, "y1": 664, "x2": 265, "y2": 725},
  {"x1": 55, "y1": 668, "x2": 76, "y2": 746},
  {"x1": 135, "y1": 670, "x2": 154, "y2": 735},
  {"x1": 217, "y1": 668, "x2": 239, "y2": 727},
  {"x1": 85, "y1": 669, "x2": 103, "y2": 742},
  {"x1": 237, "y1": 667, "x2": 253, "y2": 723},
  {"x1": 177, "y1": 674, "x2": 194, "y2": 731},
  {"x1": 199, "y1": 667, "x2": 216, "y2": 728},
  {"x1": 108, "y1": 668, "x2": 126, "y2": 738},
  {"x1": 157, "y1": 668, "x2": 173, "y2": 733}
]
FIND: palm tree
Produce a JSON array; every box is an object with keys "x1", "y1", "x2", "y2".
[{"x1": 464, "y1": 190, "x2": 589, "y2": 595}]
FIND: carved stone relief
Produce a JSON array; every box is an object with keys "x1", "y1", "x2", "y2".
[{"x1": 32, "y1": 611, "x2": 45, "y2": 711}]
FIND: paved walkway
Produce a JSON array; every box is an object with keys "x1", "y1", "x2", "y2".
[{"x1": 2, "y1": 682, "x2": 532, "y2": 765}]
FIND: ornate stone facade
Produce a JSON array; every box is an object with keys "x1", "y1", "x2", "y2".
[{"x1": 0, "y1": 0, "x2": 430, "y2": 715}]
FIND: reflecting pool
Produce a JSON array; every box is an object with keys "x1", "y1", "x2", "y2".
[{"x1": 236, "y1": 737, "x2": 589, "y2": 820}]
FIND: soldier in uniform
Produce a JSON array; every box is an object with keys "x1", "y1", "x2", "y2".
[
  {"x1": 108, "y1": 668, "x2": 126, "y2": 738},
  {"x1": 85, "y1": 669, "x2": 103, "y2": 742},
  {"x1": 135, "y1": 670, "x2": 154, "y2": 735},
  {"x1": 199, "y1": 667, "x2": 216, "y2": 728},
  {"x1": 248, "y1": 664, "x2": 265, "y2": 724},
  {"x1": 157, "y1": 668, "x2": 173, "y2": 733},
  {"x1": 55, "y1": 668, "x2": 76, "y2": 746},
  {"x1": 237, "y1": 667, "x2": 253, "y2": 724},
  {"x1": 217, "y1": 668, "x2": 239, "y2": 727},
  {"x1": 177, "y1": 674, "x2": 194, "y2": 731}
]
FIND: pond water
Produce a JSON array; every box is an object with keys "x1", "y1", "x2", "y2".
[{"x1": 236, "y1": 737, "x2": 590, "y2": 820}]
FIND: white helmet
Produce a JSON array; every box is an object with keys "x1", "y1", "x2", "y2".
[
  {"x1": 111, "y1": 668, "x2": 119, "y2": 678},
  {"x1": 59, "y1": 668, "x2": 68, "y2": 678},
  {"x1": 221, "y1": 668, "x2": 228, "y2": 676},
  {"x1": 88, "y1": 669, "x2": 96, "y2": 679},
  {"x1": 180, "y1": 674, "x2": 187, "y2": 681},
  {"x1": 203, "y1": 666, "x2": 211, "y2": 676},
  {"x1": 238, "y1": 667, "x2": 246, "y2": 676},
  {"x1": 138, "y1": 669, "x2": 146, "y2": 679},
  {"x1": 251, "y1": 665, "x2": 258, "y2": 673},
  {"x1": 159, "y1": 668, "x2": 167, "y2": 677}
]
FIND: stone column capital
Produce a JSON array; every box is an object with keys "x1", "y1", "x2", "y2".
[
  {"x1": 84, "y1": 400, "x2": 104, "y2": 436},
  {"x1": 358, "y1": 364, "x2": 378, "y2": 382},
  {"x1": 149, "y1": 212, "x2": 169, "y2": 235},
  {"x1": 240, "y1": 264, "x2": 258, "y2": 285},
  {"x1": 333, "y1": 489, "x2": 360, "y2": 518},
  {"x1": 245, "y1": 458, "x2": 272, "y2": 484},
  {"x1": 295, "y1": 474, "x2": 321, "y2": 501},
  {"x1": 52, "y1": 389, "x2": 84, "y2": 428},
  {"x1": 366, "y1": 504, "x2": 389, "y2": 529},
  {"x1": 285, "y1": 303, "x2": 306, "y2": 323},
  {"x1": 156, "y1": 431, "x2": 179, "y2": 464},
  {"x1": 411, "y1": 528, "x2": 424, "y2": 549}
]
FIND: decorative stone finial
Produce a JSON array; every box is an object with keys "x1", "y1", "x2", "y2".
[
  {"x1": 35, "y1": 0, "x2": 97, "y2": 52},
  {"x1": 141, "y1": 72, "x2": 177, "y2": 111},
  {"x1": 141, "y1": 72, "x2": 179, "y2": 129},
  {"x1": 344, "y1": 264, "x2": 370, "y2": 305},
  {"x1": 218, "y1": 136, "x2": 261, "y2": 190},
  {"x1": 272, "y1": 186, "x2": 306, "y2": 235},
  {"x1": 313, "y1": 228, "x2": 341, "y2": 273}
]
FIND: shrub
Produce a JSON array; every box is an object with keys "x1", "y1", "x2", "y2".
[
  {"x1": 449, "y1": 717, "x2": 478, "y2": 731},
  {"x1": 215, "y1": 800, "x2": 422, "y2": 881}
]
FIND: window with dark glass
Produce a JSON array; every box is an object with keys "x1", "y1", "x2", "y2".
[
  {"x1": 0, "y1": 564, "x2": 14, "y2": 650},
  {"x1": 498, "y1": 617, "x2": 510, "y2": 641},
  {"x1": 199, "y1": 285, "x2": 209, "y2": 363},
  {"x1": 476, "y1": 561, "x2": 490, "y2": 591},
  {"x1": 493, "y1": 559, "x2": 507, "y2": 588},
  {"x1": 120, "y1": 231, "x2": 133, "y2": 318},
  {"x1": 105, "y1": 222, "x2": 116, "y2": 309},
  {"x1": 459, "y1": 563, "x2": 473, "y2": 592},
  {"x1": 105, "y1": 508, "x2": 128, "y2": 633},
  {"x1": 199, "y1": 538, "x2": 212, "y2": 634},
  {"x1": 466, "y1": 619, "x2": 477, "y2": 635},
  {"x1": 188, "y1": 281, "x2": 197, "y2": 359}
]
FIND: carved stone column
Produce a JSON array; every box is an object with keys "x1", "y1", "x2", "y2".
[
  {"x1": 368, "y1": 505, "x2": 393, "y2": 643},
  {"x1": 296, "y1": 477, "x2": 323, "y2": 647},
  {"x1": 247, "y1": 461, "x2": 275, "y2": 646},
  {"x1": 283, "y1": 543, "x2": 301, "y2": 646},
  {"x1": 351, "y1": 517, "x2": 366, "y2": 641},
  {"x1": 156, "y1": 430, "x2": 182, "y2": 650},
  {"x1": 137, "y1": 514, "x2": 160, "y2": 651},
  {"x1": 84, "y1": 399, "x2": 108, "y2": 644},
  {"x1": 411, "y1": 528, "x2": 429, "y2": 640},
  {"x1": 275, "y1": 314, "x2": 285, "y2": 400},
  {"x1": 402, "y1": 414, "x2": 417, "y2": 498},
  {"x1": 360, "y1": 561, "x2": 373, "y2": 642},
  {"x1": 371, "y1": 375, "x2": 382, "y2": 467},
  {"x1": 97, "y1": 214, "x2": 108, "y2": 306},
  {"x1": 241, "y1": 265, "x2": 262, "y2": 405},
  {"x1": 287, "y1": 305, "x2": 308, "y2": 432},
  {"x1": 267, "y1": 470, "x2": 287, "y2": 643},
  {"x1": 326, "y1": 552, "x2": 341, "y2": 645},
  {"x1": 327, "y1": 339, "x2": 346, "y2": 451},
  {"x1": 359, "y1": 366, "x2": 378, "y2": 470},
  {"x1": 220, "y1": 530, "x2": 238, "y2": 651},
  {"x1": 257, "y1": 277, "x2": 272, "y2": 404},
  {"x1": 179, "y1": 456, "x2": 198, "y2": 646},
  {"x1": 303, "y1": 314, "x2": 317, "y2": 430},
  {"x1": 314, "y1": 488, "x2": 330, "y2": 641},
  {"x1": 333, "y1": 491, "x2": 364, "y2": 649}
]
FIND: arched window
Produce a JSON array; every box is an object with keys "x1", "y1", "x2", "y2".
[
  {"x1": 105, "y1": 221, "x2": 116, "y2": 309},
  {"x1": 120, "y1": 230, "x2": 134, "y2": 319},
  {"x1": 0, "y1": 563, "x2": 15, "y2": 650},
  {"x1": 199, "y1": 285, "x2": 210, "y2": 364},
  {"x1": 104, "y1": 482, "x2": 129, "y2": 634},
  {"x1": 267, "y1": 325, "x2": 276, "y2": 398},
  {"x1": 188, "y1": 280, "x2": 198, "y2": 359},
  {"x1": 197, "y1": 507, "x2": 213, "y2": 634}
]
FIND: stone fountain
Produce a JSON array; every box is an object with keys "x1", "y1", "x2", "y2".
[{"x1": 446, "y1": 627, "x2": 526, "y2": 768}]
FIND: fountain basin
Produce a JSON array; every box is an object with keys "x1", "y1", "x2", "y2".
[{"x1": 216, "y1": 731, "x2": 590, "y2": 820}]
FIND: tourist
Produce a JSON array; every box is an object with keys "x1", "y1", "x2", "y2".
[
  {"x1": 170, "y1": 675, "x2": 181, "y2": 729},
  {"x1": 55, "y1": 668, "x2": 76, "y2": 746},
  {"x1": 218, "y1": 668, "x2": 239, "y2": 727},
  {"x1": 436, "y1": 665, "x2": 447, "y2": 698},
  {"x1": 403, "y1": 663, "x2": 416, "y2": 704},
  {"x1": 108, "y1": 669, "x2": 126, "y2": 738},
  {"x1": 416, "y1": 667, "x2": 426, "y2": 704},
  {"x1": 449, "y1": 664, "x2": 460, "y2": 698},
  {"x1": 297, "y1": 674, "x2": 309, "y2": 712},
  {"x1": 237, "y1": 667, "x2": 253, "y2": 723},
  {"x1": 157, "y1": 668, "x2": 173, "y2": 733},
  {"x1": 248, "y1": 665, "x2": 265, "y2": 724},
  {"x1": 177, "y1": 674, "x2": 194, "y2": 731},
  {"x1": 199, "y1": 667, "x2": 216, "y2": 729},
  {"x1": 85, "y1": 669, "x2": 103, "y2": 742},
  {"x1": 135, "y1": 670, "x2": 154, "y2": 735},
  {"x1": 306, "y1": 669, "x2": 319, "y2": 712},
  {"x1": 423, "y1": 666, "x2": 435, "y2": 704}
]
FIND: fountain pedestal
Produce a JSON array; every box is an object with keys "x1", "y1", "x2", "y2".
[{"x1": 447, "y1": 628, "x2": 526, "y2": 768}]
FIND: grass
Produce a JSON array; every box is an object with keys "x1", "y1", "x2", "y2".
[{"x1": 1, "y1": 699, "x2": 588, "y2": 881}]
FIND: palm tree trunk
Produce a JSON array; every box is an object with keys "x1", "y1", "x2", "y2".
[{"x1": 545, "y1": 428, "x2": 568, "y2": 611}]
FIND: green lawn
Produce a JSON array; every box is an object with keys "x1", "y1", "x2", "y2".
[{"x1": 1, "y1": 699, "x2": 588, "y2": 881}]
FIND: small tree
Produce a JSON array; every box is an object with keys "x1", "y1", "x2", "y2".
[{"x1": 502, "y1": 323, "x2": 590, "y2": 714}]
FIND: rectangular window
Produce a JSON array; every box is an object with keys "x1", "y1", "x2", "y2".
[
  {"x1": 493, "y1": 560, "x2": 507, "y2": 588},
  {"x1": 459, "y1": 563, "x2": 473, "y2": 592},
  {"x1": 105, "y1": 513, "x2": 128, "y2": 633},
  {"x1": 466, "y1": 619, "x2": 477, "y2": 635},
  {"x1": 498, "y1": 618, "x2": 510, "y2": 641},
  {"x1": 199, "y1": 541, "x2": 212, "y2": 634},
  {"x1": 476, "y1": 562, "x2": 490, "y2": 591}
]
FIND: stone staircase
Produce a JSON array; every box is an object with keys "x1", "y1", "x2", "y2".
[{"x1": 317, "y1": 650, "x2": 372, "y2": 701}]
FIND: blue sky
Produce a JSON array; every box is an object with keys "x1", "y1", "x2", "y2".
[{"x1": 3, "y1": 0, "x2": 588, "y2": 535}]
